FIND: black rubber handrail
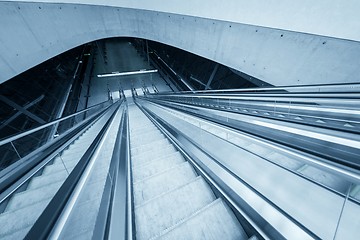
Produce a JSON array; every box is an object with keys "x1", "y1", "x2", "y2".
[{"x1": 24, "y1": 103, "x2": 120, "y2": 239}]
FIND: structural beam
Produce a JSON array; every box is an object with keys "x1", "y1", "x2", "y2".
[
  {"x1": 0, "y1": 95, "x2": 46, "y2": 124},
  {"x1": 0, "y1": 95, "x2": 45, "y2": 130},
  {"x1": 190, "y1": 76, "x2": 207, "y2": 88},
  {"x1": 205, "y1": 64, "x2": 219, "y2": 90}
]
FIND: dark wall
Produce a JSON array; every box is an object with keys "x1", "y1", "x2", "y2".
[{"x1": 0, "y1": 46, "x2": 84, "y2": 139}]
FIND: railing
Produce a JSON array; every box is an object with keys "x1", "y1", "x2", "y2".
[
  {"x1": 148, "y1": 49, "x2": 193, "y2": 91},
  {"x1": 0, "y1": 100, "x2": 118, "y2": 204},
  {"x1": 0, "y1": 100, "x2": 113, "y2": 172},
  {"x1": 144, "y1": 91, "x2": 360, "y2": 134},
  {"x1": 154, "y1": 82, "x2": 360, "y2": 94}
]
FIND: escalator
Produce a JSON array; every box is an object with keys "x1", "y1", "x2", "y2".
[
  {"x1": 136, "y1": 96, "x2": 360, "y2": 240},
  {"x1": 0, "y1": 89, "x2": 359, "y2": 239},
  {"x1": 128, "y1": 99, "x2": 249, "y2": 239},
  {"x1": 0, "y1": 97, "x2": 258, "y2": 239},
  {"x1": 0, "y1": 101, "x2": 119, "y2": 239}
]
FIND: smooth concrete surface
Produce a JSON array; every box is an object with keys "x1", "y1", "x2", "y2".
[
  {"x1": 1, "y1": 2, "x2": 360, "y2": 87},
  {"x1": 4, "y1": 0, "x2": 360, "y2": 42}
]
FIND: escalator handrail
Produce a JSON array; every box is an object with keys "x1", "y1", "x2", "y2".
[
  {"x1": 24, "y1": 100, "x2": 120, "y2": 240},
  {"x1": 0, "y1": 99, "x2": 113, "y2": 147},
  {"x1": 145, "y1": 92, "x2": 360, "y2": 104},
  {"x1": 149, "y1": 82, "x2": 360, "y2": 94}
]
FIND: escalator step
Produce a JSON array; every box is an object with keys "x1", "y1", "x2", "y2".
[
  {"x1": 28, "y1": 169, "x2": 68, "y2": 189},
  {"x1": 131, "y1": 132, "x2": 165, "y2": 146},
  {"x1": 131, "y1": 144, "x2": 176, "y2": 165},
  {"x1": 135, "y1": 177, "x2": 216, "y2": 240},
  {"x1": 131, "y1": 138, "x2": 170, "y2": 155},
  {"x1": 5, "y1": 180, "x2": 62, "y2": 212},
  {"x1": 133, "y1": 152, "x2": 185, "y2": 182},
  {"x1": 154, "y1": 199, "x2": 248, "y2": 240},
  {"x1": 0, "y1": 197, "x2": 51, "y2": 239},
  {"x1": 133, "y1": 161, "x2": 197, "y2": 206},
  {"x1": 131, "y1": 151, "x2": 182, "y2": 169}
]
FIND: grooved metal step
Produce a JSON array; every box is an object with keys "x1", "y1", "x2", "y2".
[
  {"x1": 131, "y1": 138, "x2": 170, "y2": 155},
  {"x1": 5, "y1": 180, "x2": 62, "y2": 212},
  {"x1": 133, "y1": 161, "x2": 197, "y2": 205},
  {"x1": 28, "y1": 169, "x2": 68, "y2": 189},
  {"x1": 131, "y1": 132, "x2": 165, "y2": 145},
  {"x1": 131, "y1": 144, "x2": 176, "y2": 165},
  {"x1": 132, "y1": 152, "x2": 185, "y2": 182},
  {"x1": 131, "y1": 151, "x2": 183, "y2": 169},
  {"x1": 154, "y1": 199, "x2": 248, "y2": 240},
  {"x1": 0, "y1": 197, "x2": 52, "y2": 239},
  {"x1": 135, "y1": 177, "x2": 216, "y2": 240}
]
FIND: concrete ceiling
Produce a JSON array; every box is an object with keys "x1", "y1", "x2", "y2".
[{"x1": 1, "y1": 1, "x2": 360, "y2": 87}]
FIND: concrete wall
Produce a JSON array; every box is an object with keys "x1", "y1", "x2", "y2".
[
  {"x1": 1, "y1": 1, "x2": 360, "y2": 86},
  {"x1": 7, "y1": 0, "x2": 360, "y2": 42}
]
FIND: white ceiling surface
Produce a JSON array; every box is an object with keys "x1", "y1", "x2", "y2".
[{"x1": 4, "y1": 0, "x2": 360, "y2": 42}]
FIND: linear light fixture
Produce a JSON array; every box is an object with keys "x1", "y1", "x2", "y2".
[{"x1": 97, "y1": 69, "x2": 158, "y2": 78}]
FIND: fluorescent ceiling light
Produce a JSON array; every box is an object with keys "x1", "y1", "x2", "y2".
[{"x1": 97, "y1": 69, "x2": 158, "y2": 78}]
